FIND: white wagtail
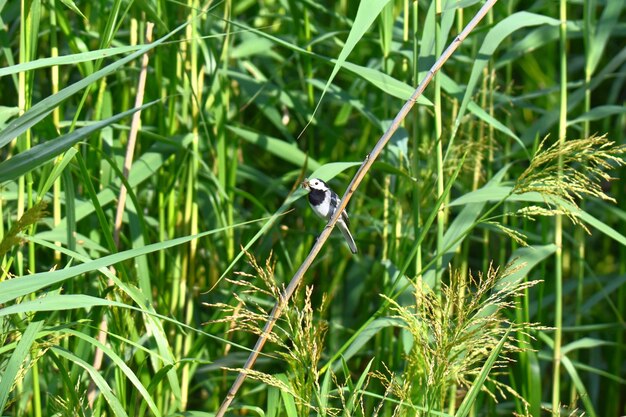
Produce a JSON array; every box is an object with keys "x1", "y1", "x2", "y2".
[{"x1": 301, "y1": 178, "x2": 358, "y2": 254}]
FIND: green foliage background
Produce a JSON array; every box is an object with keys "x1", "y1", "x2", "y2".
[{"x1": 1, "y1": 0, "x2": 625, "y2": 416}]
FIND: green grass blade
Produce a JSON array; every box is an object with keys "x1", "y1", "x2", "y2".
[
  {"x1": 0, "y1": 100, "x2": 159, "y2": 183},
  {"x1": 341, "y1": 61, "x2": 432, "y2": 104},
  {"x1": 0, "y1": 217, "x2": 270, "y2": 304},
  {"x1": 0, "y1": 21, "x2": 188, "y2": 149},
  {"x1": 54, "y1": 141, "x2": 175, "y2": 230},
  {"x1": 62, "y1": 329, "x2": 161, "y2": 417},
  {"x1": 587, "y1": 0, "x2": 624, "y2": 75},
  {"x1": 455, "y1": 327, "x2": 511, "y2": 417},
  {"x1": 452, "y1": 12, "x2": 560, "y2": 146},
  {"x1": 314, "y1": 0, "x2": 392, "y2": 111},
  {"x1": 0, "y1": 45, "x2": 143, "y2": 77},
  {"x1": 227, "y1": 126, "x2": 321, "y2": 169},
  {"x1": 0, "y1": 320, "x2": 44, "y2": 411},
  {"x1": 567, "y1": 104, "x2": 626, "y2": 126},
  {"x1": 52, "y1": 346, "x2": 128, "y2": 417},
  {"x1": 0, "y1": 294, "x2": 127, "y2": 316},
  {"x1": 339, "y1": 318, "x2": 403, "y2": 365}
]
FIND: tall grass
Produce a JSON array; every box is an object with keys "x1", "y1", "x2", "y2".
[{"x1": 1, "y1": 1, "x2": 625, "y2": 416}]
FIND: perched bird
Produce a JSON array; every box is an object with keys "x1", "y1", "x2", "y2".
[{"x1": 301, "y1": 178, "x2": 358, "y2": 254}]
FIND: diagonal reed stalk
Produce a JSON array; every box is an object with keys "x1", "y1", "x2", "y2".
[{"x1": 214, "y1": 1, "x2": 499, "y2": 415}]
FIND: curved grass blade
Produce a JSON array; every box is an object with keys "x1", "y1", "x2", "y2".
[
  {"x1": 227, "y1": 125, "x2": 320, "y2": 170},
  {"x1": 61, "y1": 329, "x2": 161, "y2": 416},
  {"x1": 0, "y1": 45, "x2": 143, "y2": 77},
  {"x1": 422, "y1": 165, "x2": 512, "y2": 287},
  {"x1": 0, "y1": 321, "x2": 44, "y2": 412},
  {"x1": 54, "y1": 140, "x2": 176, "y2": 230},
  {"x1": 311, "y1": 0, "x2": 392, "y2": 121},
  {"x1": 450, "y1": 187, "x2": 626, "y2": 247},
  {"x1": 341, "y1": 61, "x2": 432, "y2": 105},
  {"x1": 0, "y1": 100, "x2": 159, "y2": 183},
  {"x1": 537, "y1": 333, "x2": 599, "y2": 417},
  {"x1": 588, "y1": 0, "x2": 624, "y2": 75},
  {"x1": 0, "y1": 217, "x2": 270, "y2": 305},
  {"x1": 0, "y1": 20, "x2": 189, "y2": 150},
  {"x1": 451, "y1": 12, "x2": 561, "y2": 157},
  {"x1": 567, "y1": 105, "x2": 626, "y2": 126},
  {"x1": 51, "y1": 347, "x2": 128, "y2": 417},
  {"x1": 338, "y1": 318, "x2": 404, "y2": 367}
]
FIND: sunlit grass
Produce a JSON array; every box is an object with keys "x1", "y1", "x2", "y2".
[{"x1": 1, "y1": 1, "x2": 625, "y2": 416}]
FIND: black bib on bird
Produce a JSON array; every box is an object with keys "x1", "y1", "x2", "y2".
[{"x1": 308, "y1": 188, "x2": 326, "y2": 206}]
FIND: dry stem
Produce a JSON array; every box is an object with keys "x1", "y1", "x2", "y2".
[{"x1": 215, "y1": 1, "x2": 499, "y2": 415}]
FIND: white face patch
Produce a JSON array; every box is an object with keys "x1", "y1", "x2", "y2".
[{"x1": 310, "y1": 179, "x2": 324, "y2": 189}]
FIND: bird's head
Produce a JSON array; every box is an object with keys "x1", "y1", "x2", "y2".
[{"x1": 301, "y1": 178, "x2": 327, "y2": 191}]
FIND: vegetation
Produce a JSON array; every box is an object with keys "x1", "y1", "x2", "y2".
[{"x1": 1, "y1": 0, "x2": 625, "y2": 416}]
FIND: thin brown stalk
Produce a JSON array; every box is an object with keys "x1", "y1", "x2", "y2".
[
  {"x1": 214, "y1": 1, "x2": 498, "y2": 415},
  {"x1": 87, "y1": 22, "x2": 154, "y2": 408}
]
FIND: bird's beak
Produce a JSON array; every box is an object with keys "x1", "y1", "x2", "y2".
[{"x1": 301, "y1": 179, "x2": 310, "y2": 190}]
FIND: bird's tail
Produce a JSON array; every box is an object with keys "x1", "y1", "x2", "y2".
[{"x1": 338, "y1": 222, "x2": 358, "y2": 254}]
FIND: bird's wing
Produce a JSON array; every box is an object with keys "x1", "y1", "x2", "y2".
[{"x1": 330, "y1": 192, "x2": 351, "y2": 227}]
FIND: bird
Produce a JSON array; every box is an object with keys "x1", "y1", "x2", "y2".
[{"x1": 301, "y1": 178, "x2": 358, "y2": 254}]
